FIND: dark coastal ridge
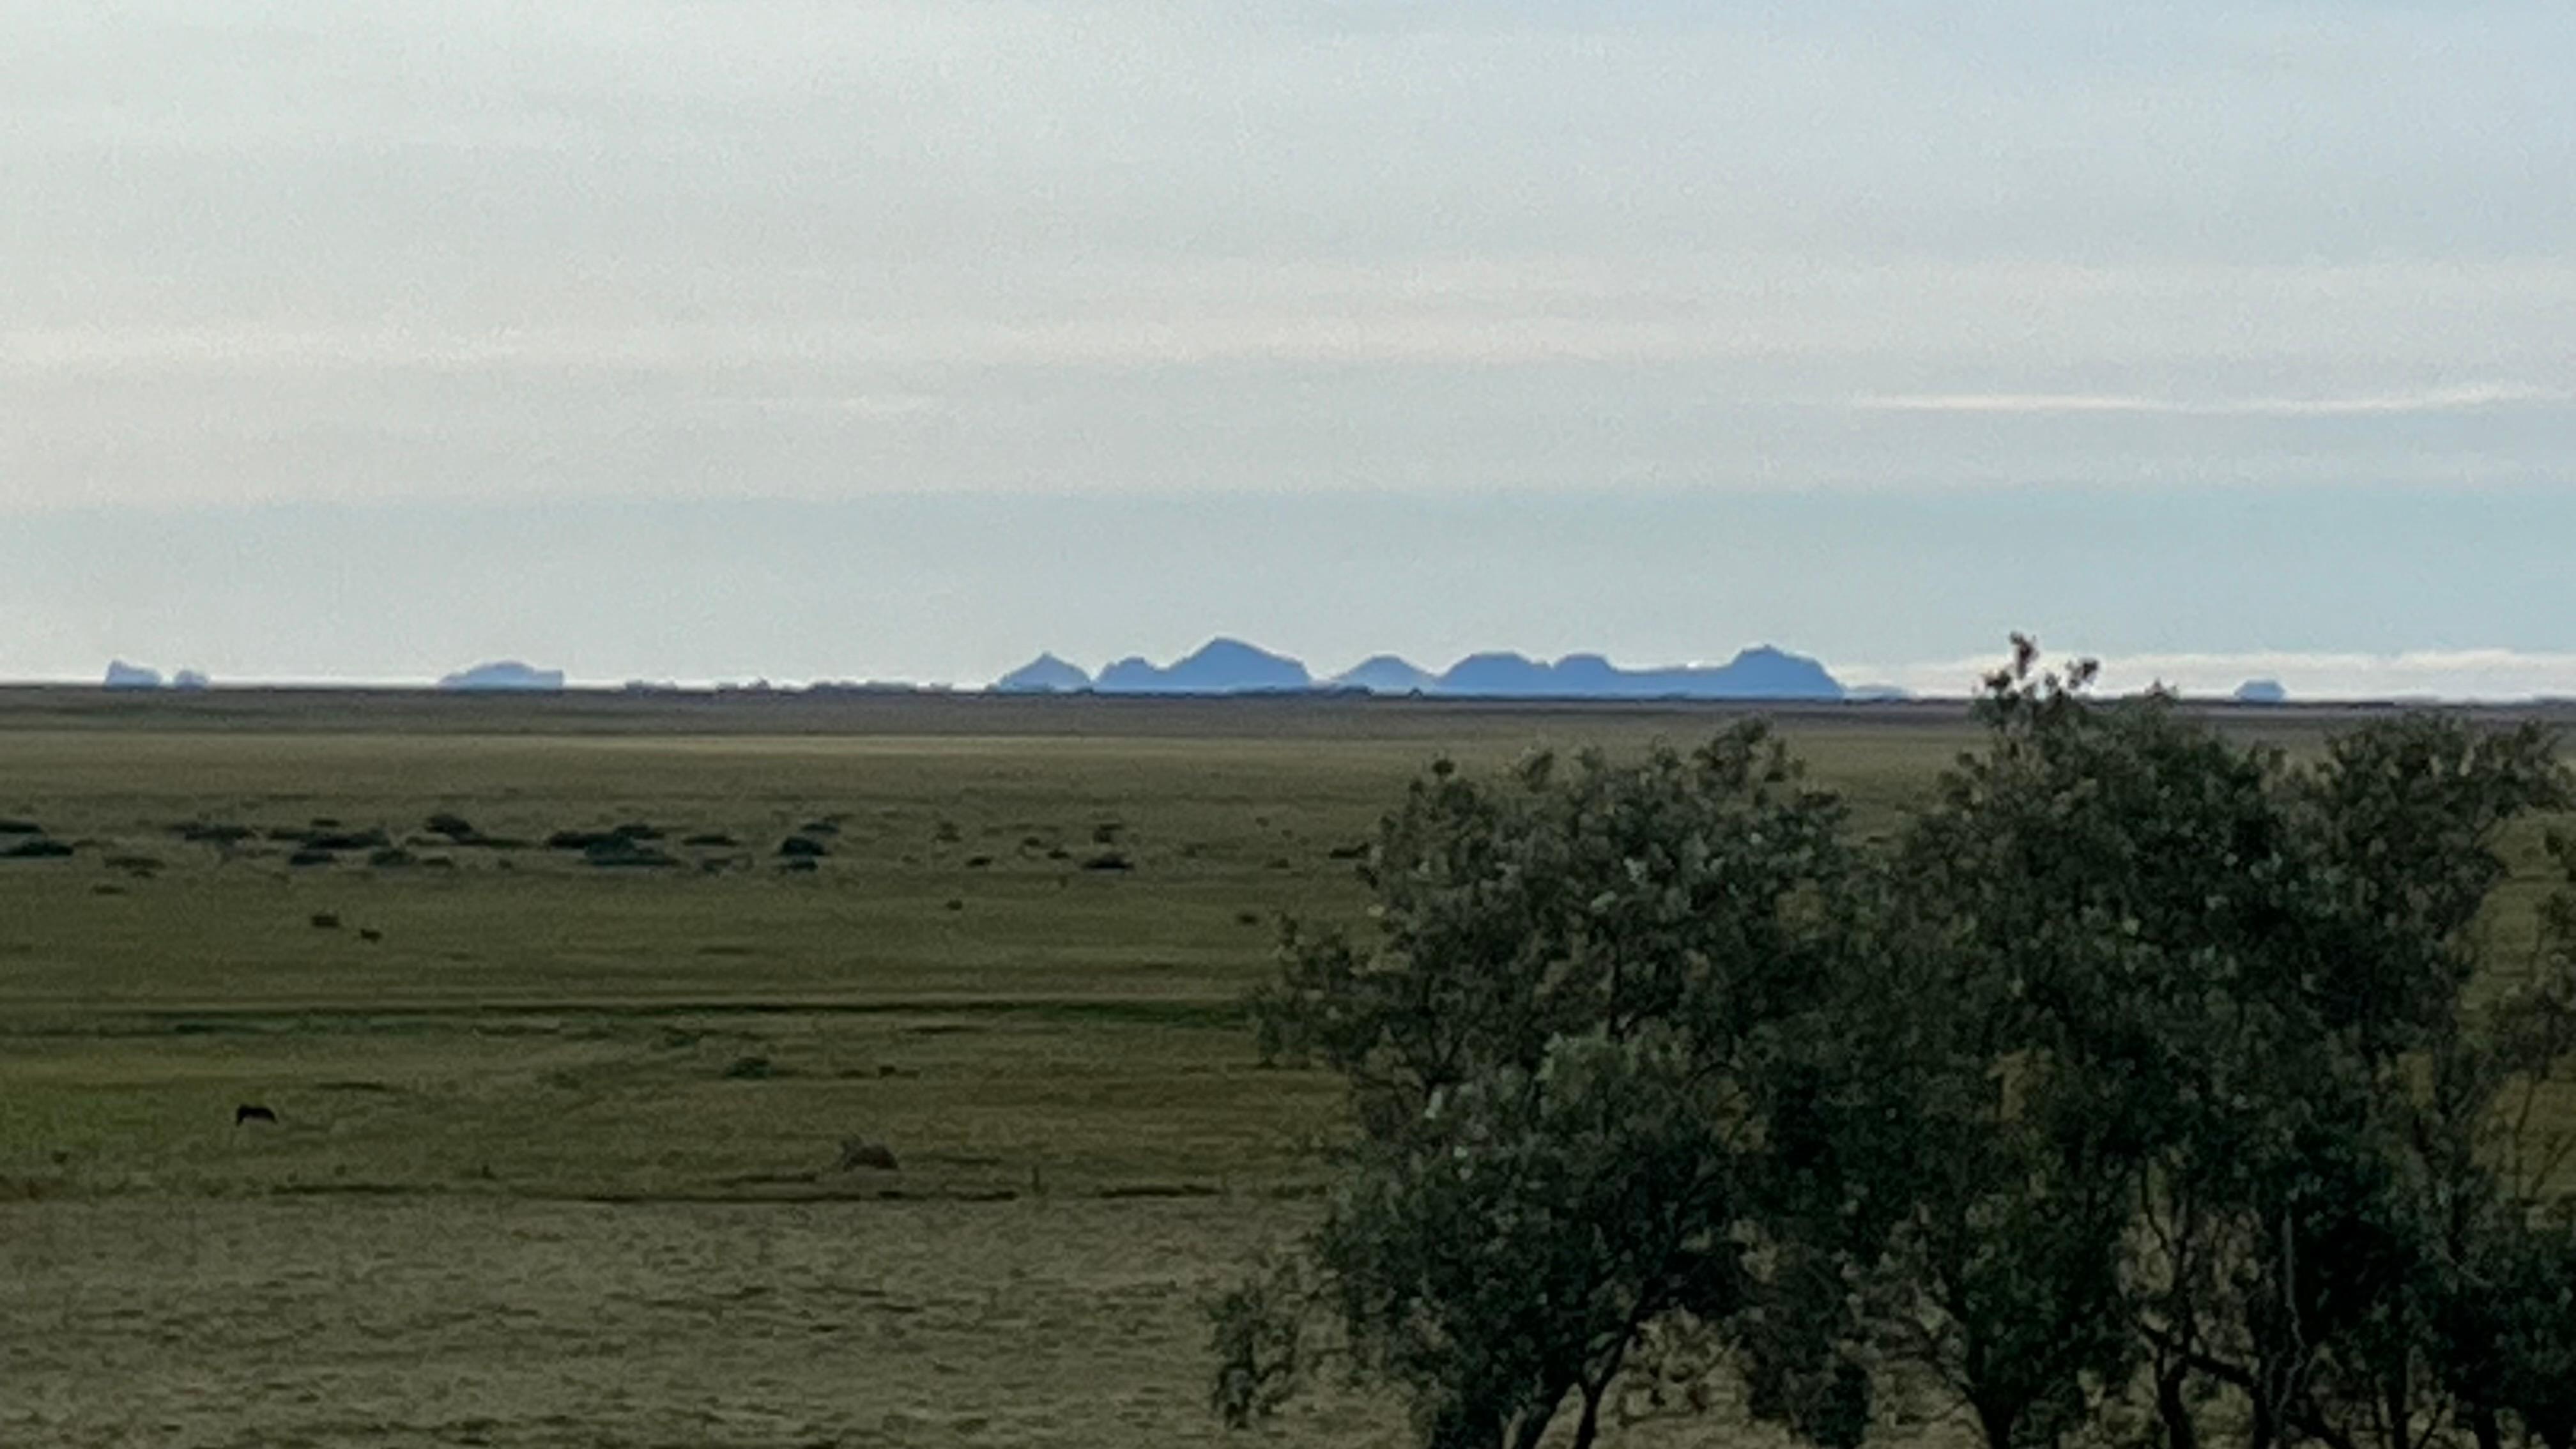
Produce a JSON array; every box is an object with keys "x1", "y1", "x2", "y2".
[
  {"x1": 73, "y1": 639, "x2": 1858, "y2": 701},
  {"x1": 63, "y1": 645, "x2": 2325, "y2": 707},
  {"x1": 997, "y1": 638, "x2": 1851, "y2": 700}
]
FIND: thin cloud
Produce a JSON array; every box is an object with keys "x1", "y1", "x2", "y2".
[
  {"x1": 1864, "y1": 649, "x2": 2576, "y2": 703},
  {"x1": 1854, "y1": 383, "x2": 2572, "y2": 418}
]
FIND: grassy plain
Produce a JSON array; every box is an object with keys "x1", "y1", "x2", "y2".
[{"x1": 0, "y1": 689, "x2": 2560, "y2": 1446}]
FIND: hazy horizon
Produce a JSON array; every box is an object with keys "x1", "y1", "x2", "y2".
[
  {"x1": 22, "y1": 480, "x2": 2576, "y2": 703},
  {"x1": 8, "y1": 4, "x2": 2572, "y2": 698}
]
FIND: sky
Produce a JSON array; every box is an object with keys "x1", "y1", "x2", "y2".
[{"x1": 4, "y1": 3, "x2": 2573, "y2": 696}]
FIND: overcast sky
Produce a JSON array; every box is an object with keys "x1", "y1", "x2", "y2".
[{"x1": 5, "y1": 3, "x2": 2573, "y2": 694}]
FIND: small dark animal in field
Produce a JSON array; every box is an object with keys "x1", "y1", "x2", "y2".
[
  {"x1": 837, "y1": 1137, "x2": 900, "y2": 1172},
  {"x1": 358, "y1": 928, "x2": 383, "y2": 944},
  {"x1": 235, "y1": 1105, "x2": 279, "y2": 1126},
  {"x1": 310, "y1": 912, "x2": 341, "y2": 930}
]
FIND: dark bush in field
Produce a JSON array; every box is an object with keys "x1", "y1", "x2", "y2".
[
  {"x1": 1080, "y1": 850, "x2": 1133, "y2": 872},
  {"x1": 367, "y1": 847, "x2": 418, "y2": 869},
  {"x1": 286, "y1": 848, "x2": 336, "y2": 868},
  {"x1": 1220, "y1": 639, "x2": 2576, "y2": 1449},
  {"x1": 0, "y1": 817, "x2": 44, "y2": 834},
  {"x1": 303, "y1": 828, "x2": 388, "y2": 852},
  {"x1": 777, "y1": 835, "x2": 829, "y2": 859},
  {"x1": 581, "y1": 836, "x2": 677, "y2": 868},
  {"x1": 309, "y1": 912, "x2": 341, "y2": 929},
  {"x1": 547, "y1": 825, "x2": 661, "y2": 850},
  {"x1": 682, "y1": 832, "x2": 737, "y2": 847},
  {"x1": 172, "y1": 821, "x2": 256, "y2": 845},
  {"x1": 422, "y1": 812, "x2": 480, "y2": 841},
  {"x1": 2, "y1": 837, "x2": 74, "y2": 859}
]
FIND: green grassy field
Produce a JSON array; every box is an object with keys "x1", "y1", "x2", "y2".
[{"x1": 0, "y1": 689, "x2": 2555, "y2": 1446}]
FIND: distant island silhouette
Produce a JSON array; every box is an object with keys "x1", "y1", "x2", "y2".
[
  {"x1": 102, "y1": 661, "x2": 210, "y2": 691},
  {"x1": 86, "y1": 642, "x2": 1852, "y2": 699},
  {"x1": 438, "y1": 661, "x2": 567, "y2": 692},
  {"x1": 996, "y1": 639, "x2": 1849, "y2": 700}
]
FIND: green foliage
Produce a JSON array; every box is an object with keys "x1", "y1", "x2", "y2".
[
  {"x1": 1229, "y1": 638, "x2": 2576, "y2": 1449},
  {"x1": 1241, "y1": 724, "x2": 1853, "y2": 1447},
  {"x1": 1210, "y1": 1250, "x2": 1312, "y2": 1429},
  {"x1": 1828, "y1": 640, "x2": 2574, "y2": 1449}
]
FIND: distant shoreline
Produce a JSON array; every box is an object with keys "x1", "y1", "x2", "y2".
[{"x1": 0, "y1": 684, "x2": 2565, "y2": 744}]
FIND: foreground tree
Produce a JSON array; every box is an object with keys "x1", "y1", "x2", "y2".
[
  {"x1": 1827, "y1": 643, "x2": 2571, "y2": 1449},
  {"x1": 1219, "y1": 641, "x2": 2576, "y2": 1449},
  {"x1": 1218, "y1": 726, "x2": 1852, "y2": 1447}
]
